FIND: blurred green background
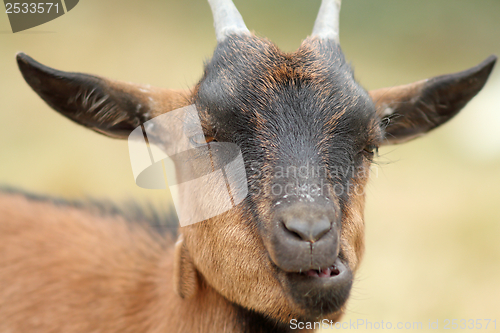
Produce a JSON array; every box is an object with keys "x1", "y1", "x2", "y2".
[{"x1": 1, "y1": 0, "x2": 499, "y2": 331}]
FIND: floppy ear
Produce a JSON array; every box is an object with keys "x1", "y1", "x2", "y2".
[
  {"x1": 17, "y1": 53, "x2": 191, "y2": 139},
  {"x1": 370, "y1": 56, "x2": 497, "y2": 145}
]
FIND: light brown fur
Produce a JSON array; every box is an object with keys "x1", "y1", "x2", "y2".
[{"x1": 0, "y1": 192, "x2": 313, "y2": 333}]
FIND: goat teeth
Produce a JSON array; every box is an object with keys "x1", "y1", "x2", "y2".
[{"x1": 318, "y1": 267, "x2": 331, "y2": 278}]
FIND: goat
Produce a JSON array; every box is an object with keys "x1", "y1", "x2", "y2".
[{"x1": 0, "y1": 0, "x2": 496, "y2": 332}]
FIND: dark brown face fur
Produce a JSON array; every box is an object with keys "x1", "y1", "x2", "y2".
[{"x1": 182, "y1": 34, "x2": 381, "y2": 321}]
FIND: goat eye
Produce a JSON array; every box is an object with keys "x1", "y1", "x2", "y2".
[
  {"x1": 362, "y1": 145, "x2": 378, "y2": 156},
  {"x1": 189, "y1": 134, "x2": 215, "y2": 146}
]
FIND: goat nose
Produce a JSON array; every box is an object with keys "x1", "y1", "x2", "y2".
[{"x1": 283, "y1": 215, "x2": 331, "y2": 243}]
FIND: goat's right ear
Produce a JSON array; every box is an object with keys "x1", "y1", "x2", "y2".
[
  {"x1": 370, "y1": 56, "x2": 496, "y2": 145},
  {"x1": 17, "y1": 53, "x2": 191, "y2": 139}
]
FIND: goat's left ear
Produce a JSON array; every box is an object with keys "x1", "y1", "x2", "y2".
[
  {"x1": 17, "y1": 53, "x2": 190, "y2": 139},
  {"x1": 370, "y1": 56, "x2": 497, "y2": 145}
]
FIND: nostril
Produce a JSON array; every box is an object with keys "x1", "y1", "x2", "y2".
[{"x1": 283, "y1": 216, "x2": 331, "y2": 242}]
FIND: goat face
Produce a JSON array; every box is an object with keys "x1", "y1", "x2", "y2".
[
  {"x1": 184, "y1": 35, "x2": 376, "y2": 321},
  {"x1": 16, "y1": 0, "x2": 495, "y2": 326}
]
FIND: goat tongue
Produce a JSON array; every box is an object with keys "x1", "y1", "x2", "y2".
[
  {"x1": 306, "y1": 269, "x2": 319, "y2": 277},
  {"x1": 305, "y1": 265, "x2": 340, "y2": 278},
  {"x1": 318, "y1": 267, "x2": 332, "y2": 278},
  {"x1": 305, "y1": 268, "x2": 330, "y2": 277}
]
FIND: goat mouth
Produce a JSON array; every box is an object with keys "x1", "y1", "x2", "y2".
[
  {"x1": 303, "y1": 264, "x2": 341, "y2": 278},
  {"x1": 289, "y1": 258, "x2": 348, "y2": 283},
  {"x1": 278, "y1": 258, "x2": 352, "y2": 316},
  {"x1": 280, "y1": 258, "x2": 350, "y2": 285}
]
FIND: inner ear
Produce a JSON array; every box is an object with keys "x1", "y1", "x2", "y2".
[{"x1": 17, "y1": 52, "x2": 191, "y2": 139}]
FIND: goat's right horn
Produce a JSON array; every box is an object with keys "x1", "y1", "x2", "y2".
[
  {"x1": 311, "y1": 0, "x2": 341, "y2": 43},
  {"x1": 208, "y1": 0, "x2": 250, "y2": 42}
]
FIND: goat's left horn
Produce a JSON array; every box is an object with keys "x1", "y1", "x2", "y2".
[
  {"x1": 311, "y1": 0, "x2": 341, "y2": 43},
  {"x1": 208, "y1": 0, "x2": 250, "y2": 42}
]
